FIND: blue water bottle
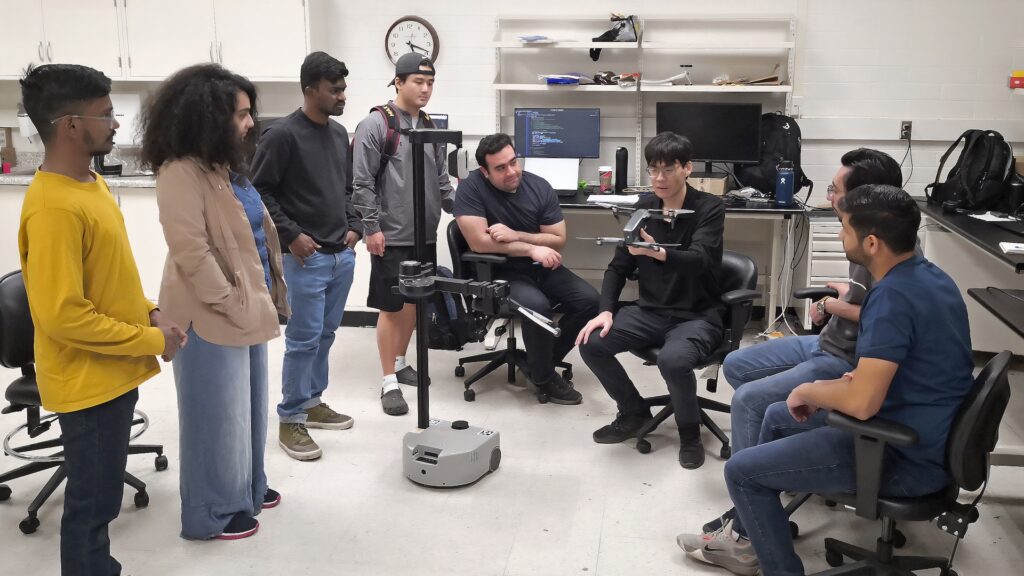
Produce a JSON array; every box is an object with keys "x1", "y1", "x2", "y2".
[{"x1": 775, "y1": 161, "x2": 795, "y2": 206}]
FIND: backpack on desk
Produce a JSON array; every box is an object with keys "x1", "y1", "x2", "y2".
[
  {"x1": 736, "y1": 112, "x2": 813, "y2": 198},
  {"x1": 925, "y1": 129, "x2": 1016, "y2": 212}
]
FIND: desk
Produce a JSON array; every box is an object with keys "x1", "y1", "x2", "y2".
[
  {"x1": 918, "y1": 201, "x2": 1024, "y2": 274},
  {"x1": 558, "y1": 191, "x2": 808, "y2": 329}
]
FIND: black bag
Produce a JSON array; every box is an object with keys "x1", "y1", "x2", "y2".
[
  {"x1": 925, "y1": 129, "x2": 1016, "y2": 212},
  {"x1": 589, "y1": 14, "x2": 639, "y2": 61},
  {"x1": 425, "y1": 266, "x2": 474, "y2": 351},
  {"x1": 736, "y1": 112, "x2": 813, "y2": 198}
]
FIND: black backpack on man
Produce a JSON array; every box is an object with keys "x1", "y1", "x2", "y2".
[{"x1": 925, "y1": 129, "x2": 1016, "y2": 213}]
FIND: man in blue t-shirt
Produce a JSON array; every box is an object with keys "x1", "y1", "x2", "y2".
[
  {"x1": 676, "y1": 185, "x2": 973, "y2": 576},
  {"x1": 453, "y1": 133, "x2": 599, "y2": 404}
]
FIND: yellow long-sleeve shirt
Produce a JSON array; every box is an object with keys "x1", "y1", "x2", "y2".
[{"x1": 18, "y1": 170, "x2": 164, "y2": 413}]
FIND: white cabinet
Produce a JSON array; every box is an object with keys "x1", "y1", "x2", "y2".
[
  {"x1": 123, "y1": 0, "x2": 218, "y2": 79},
  {"x1": 213, "y1": 0, "x2": 308, "y2": 80},
  {"x1": 124, "y1": 0, "x2": 308, "y2": 80},
  {"x1": 0, "y1": 0, "x2": 124, "y2": 79}
]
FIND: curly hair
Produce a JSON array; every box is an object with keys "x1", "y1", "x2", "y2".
[{"x1": 139, "y1": 63, "x2": 258, "y2": 174}]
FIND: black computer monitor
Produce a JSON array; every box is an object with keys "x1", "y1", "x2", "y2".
[
  {"x1": 514, "y1": 108, "x2": 601, "y2": 158},
  {"x1": 428, "y1": 113, "x2": 448, "y2": 129},
  {"x1": 655, "y1": 102, "x2": 762, "y2": 174}
]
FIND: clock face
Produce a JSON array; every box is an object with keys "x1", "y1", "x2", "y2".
[{"x1": 385, "y1": 16, "x2": 439, "y2": 65}]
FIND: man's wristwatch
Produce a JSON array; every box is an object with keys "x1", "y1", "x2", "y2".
[{"x1": 816, "y1": 296, "x2": 831, "y2": 317}]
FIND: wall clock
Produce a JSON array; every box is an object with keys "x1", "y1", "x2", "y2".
[{"x1": 385, "y1": 16, "x2": 439, "y2": 65}]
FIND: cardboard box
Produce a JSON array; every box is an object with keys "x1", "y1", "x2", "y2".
[
  {"x1": 687, "y1": 175, "x2": 729, "y2": 195},
  {"x1": 0, "y1": 127, "x2": 16, "y2": 166}
]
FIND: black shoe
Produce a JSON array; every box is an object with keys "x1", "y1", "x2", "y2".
[
  {"x1": 593, "y1": 411, "x2": 651, "y2": 444},
  {"x1": 702, "y1": 508, "x2": 736, "y2": 534},
  {"x1": 679, "y1": 438, "x2": 706, "y2": 469},
  {"x1": 262, "y1": 487, "x2": 280, "y2": 509},
  {"x1": 537, "y1": 373, "x2": 582, "y2": 405},
  {"x1": 215, "y1": 512, "x2": 259, "y2": 540}
]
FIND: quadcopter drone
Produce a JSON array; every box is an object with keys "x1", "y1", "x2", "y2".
[{"x1": 579, "y1": 205, "x2": 694, "y2": 251}]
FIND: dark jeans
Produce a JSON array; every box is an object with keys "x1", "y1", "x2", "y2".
[
  {"x1": 579, "y1": 305, "x2": 721, "y2": 435},
  {"x1": 725, "y1": 402, "x2": 949, "y2": 576},
  {"x1": 495, "y1": 264, "x2": 599, "y2": 383},
  {"x1": 57, "y1": 387, "x2": 139, "y2": 576}
]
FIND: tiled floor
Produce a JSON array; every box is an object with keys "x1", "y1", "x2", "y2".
[{"x1": 2, "y1": 328, "x2": 1023, "y2": 575}]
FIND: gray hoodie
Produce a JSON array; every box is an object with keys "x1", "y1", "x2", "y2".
[{"x1": 351, "y1": 102, "x2": 454, "y2": 246}]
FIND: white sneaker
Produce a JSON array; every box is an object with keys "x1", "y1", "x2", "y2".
[{"x1": 676, "y1": 519, "x2": 760, "y2": 576}]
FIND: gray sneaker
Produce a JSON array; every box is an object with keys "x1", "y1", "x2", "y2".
[
  {"x1": 676, "y1": 519, "x2": 760, "y2": 576},
  {"x1": 381, "y1": 388, "x2": 409, "y2": 416},
  {"x1": 305, "y1": 403, "x2": 353, "y2": 430},
  {"x1": 395, "y1": 365, "x2": 419, "y2": 386},
  {"x1": 278, "y1": 423, "x2": 322, "y2": 461}
]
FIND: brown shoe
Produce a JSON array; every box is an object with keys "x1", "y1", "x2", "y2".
[
  {"x1": 305, "y1": 403, "x2": 353, "y2": 430},
  {"x1": 278, "y1": 423, "x2": 322, "y2": 461}
]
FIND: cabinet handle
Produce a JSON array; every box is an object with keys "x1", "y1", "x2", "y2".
[
  {"x1": 209, "y1": 42, "x2": 215, "y2": 62},
  {"x1": 46, "y1": 42, "x2": 53, "y2": 62},
  {"x1": 218, "y1": 42, "x2": 223, "y2": 63},
  {"x1": 38, "y1": 42, "x2": 44, "y2": 61}
]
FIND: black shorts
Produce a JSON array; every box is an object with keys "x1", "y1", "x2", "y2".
[{"x1": 367, "y1": 244, "x2": 438, "y2": 312}]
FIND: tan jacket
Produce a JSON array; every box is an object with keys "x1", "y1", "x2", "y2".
[{"x1": 156, "y1": 157, "x2": 289, "y2": 347}]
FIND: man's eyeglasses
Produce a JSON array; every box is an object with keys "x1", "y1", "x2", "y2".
[
  {"x1": 826, "y1": 183, "x2": 837, "y2": 200},
  {"x1": 50, "y1": 114, "x2": 118, "y2": 128},
  {"x1": 646, "y1": 165, "x2": 680, "y2": 178}
]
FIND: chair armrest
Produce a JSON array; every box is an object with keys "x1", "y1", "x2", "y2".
[
  {"x1": 826, "y1": 410, "x2": 919, "y2": 520},
  {"x1": 793, "y1": 287, "x2": 839, "y2": 300},
  {"x1": 721, "y1": 289, "x2": 761, "y2": 306},
  {"x1": 826, "y1": 411, "x2": 919, "y2": 447},
  {"x1": 461, "y1": 252, "x2": 508, "y2": 266}
]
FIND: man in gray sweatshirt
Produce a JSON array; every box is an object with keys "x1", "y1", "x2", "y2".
[{"x1": 352, "y1": 53, "x2": 454, "y2": 416}]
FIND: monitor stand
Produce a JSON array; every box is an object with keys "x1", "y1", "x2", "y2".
[{"x1": 689, "y1": 161, "x2": 728, "y2": 179}]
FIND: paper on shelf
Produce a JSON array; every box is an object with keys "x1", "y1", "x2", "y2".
[{"x1": 971, "y1": 212, "x2": 1020, "y2": 223}]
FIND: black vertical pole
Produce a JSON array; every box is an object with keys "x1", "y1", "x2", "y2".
[{"x1": 411, "y1": 133, "x2": 430, "y2": 429}]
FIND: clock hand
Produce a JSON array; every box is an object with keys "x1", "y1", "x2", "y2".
[{"x1": 406, "y1": 41, "x2": 429, "y2": 54}]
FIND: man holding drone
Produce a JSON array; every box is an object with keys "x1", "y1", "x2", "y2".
[{"x1": 577, "y1": 131, "x2": 726, "y2": 470}]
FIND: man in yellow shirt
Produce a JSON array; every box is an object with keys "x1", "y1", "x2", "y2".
[{"x1": 18, "y1": 64, "x2": 185, "y2": 576}]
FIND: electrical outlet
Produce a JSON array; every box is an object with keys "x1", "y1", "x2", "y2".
[{"x1": 900, "y1": 121, "x2": 912, "y2": 140}]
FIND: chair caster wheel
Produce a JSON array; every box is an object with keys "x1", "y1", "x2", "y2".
[
  {"x1": 464, "y1": 389, "x2": 476, "y2": 402},
  {"x1": 0, "y1": 484, "x2": 11, "y2": 501},
  {"x1": 720, "y1": 445, "x2": 732, "y2": 459},
  {"x1": 134, "y1": 491, "x2": 149, "y2": 509},
  {"x1": 825, "y1": 549, "x2": 843, "y2": 567},
  {"x1": 155, "y1": 455, "x2": 168, "y2": 471},
  {"x1": 537, "y1": 393, "x2": 549, "y2": 404},
  {"x1": 455, "y1": 365, "x2": 466, "y2": 377},
  {"x1": 562, "y1": 369, "x2": 573, "y2": 381},
  {"x1": 825, "y1": 499, "x2": 837, "y2": 507},
  {"x1": 636, "y1": 439, "x2": 651, "y2": 454},
  {"x1": 892, "y1": 529, "x2": 907, "y2": 549},
  {"x1": 20, "y1": 515, "x2": 39, "y2": 535},
  {"x1": 789, "y1": 521, "x2": 799, "y2": 539}
]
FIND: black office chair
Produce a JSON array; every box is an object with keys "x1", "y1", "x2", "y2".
[
  {"x1": 0, "y1": 270, "x2": 168, "y2": 535},
  {"x1": 630, "y1": 250, "x2": 760, "y2": 459},
  {"x1": 446, "y1": 221, "x2": 572, "y2": 402},
  {"x1": 806, "y1": 350, "x2": 1013, "y2": 576}
]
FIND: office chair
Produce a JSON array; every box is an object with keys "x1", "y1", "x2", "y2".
[
  {"x1": 446, "y1": 221, "x2": 572, "y2": 403},
  {"x1": 805, "y1": 350, "x2": 1013, "y2": 576},
  {"x1": 0, "y1": 270, "x2": 168, "y2": 535},
  {"x1": 629, "y1": 250, "x2": 760, "y2": 459}
]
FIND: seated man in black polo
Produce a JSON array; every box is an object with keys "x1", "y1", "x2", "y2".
[
  {"x1": 454, "y1": 133, "x2": 600, "y2": 404},
  {"x1": 577, "y1": 131, "x2": 725, "y2": 469}
]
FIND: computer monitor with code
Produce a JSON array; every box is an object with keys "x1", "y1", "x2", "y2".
[
  {"x1": 655, "y1": 102, "x2": 762, "y2": 176},
  {"x1": 514, "y1": 108, "x2": 601, "y2": 158}
]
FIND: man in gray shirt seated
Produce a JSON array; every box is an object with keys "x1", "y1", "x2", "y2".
[{"x1": 700, "y1": 147, "x2": 906, "y2": 532}]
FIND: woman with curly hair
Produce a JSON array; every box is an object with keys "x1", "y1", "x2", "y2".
[{"x1": 140, "y1": 64, "x2": 290, "y2": 540}]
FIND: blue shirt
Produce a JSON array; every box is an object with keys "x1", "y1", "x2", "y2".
[
  {"x1": 855, "y1": 254, "x2": 973, "y2": 489},
  {"x1": 230, "y1": 172, "x2": 272, "y2": 292}
]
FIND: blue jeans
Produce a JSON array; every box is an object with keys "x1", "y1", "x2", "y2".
[
  {"x1": 57, "y1": 388, "x2": 139, "y2": 576},
  {"x1": 725, "y1": 403, "x2": 948, "y2": 576},
  {"x1": 279, "y1": 249, "x2": 355, "y2": 423},
  {"x1": 723, "y1": 335, "x2": 854, "y2": 453},
  {"x1": 173, "y1": 328, "x2": 268, "y2": 539}
]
